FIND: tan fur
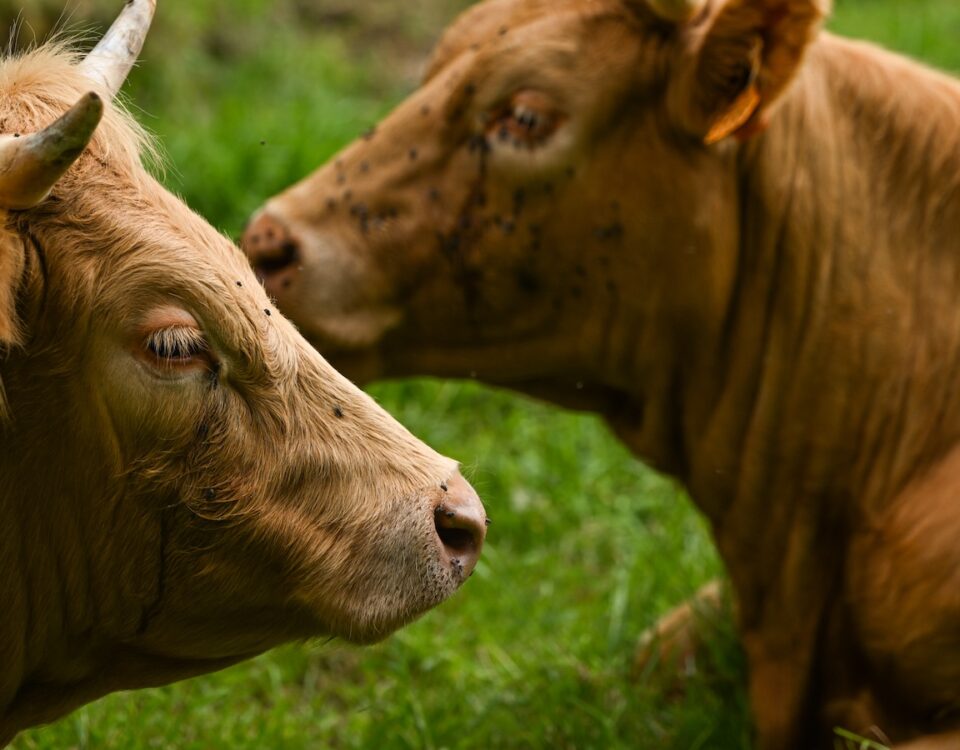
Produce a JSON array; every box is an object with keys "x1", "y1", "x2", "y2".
[
  {"x1": 0, "y1": 39, "x2": 486, "y2": 745},
  {"x1": 245, "y1": 0, "x2": 960, "y2": 746}
]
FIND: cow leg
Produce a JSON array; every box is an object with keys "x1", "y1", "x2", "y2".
[
  {"x1": 717, "y1": 503, "x2": 850, "y2": 750},
  {"x1": 632, "y1": 579, "x2": 728, "y2": 679},
  {"x1": 844, "y1": 444, "x2": 960, "y2": 746},
  {"x1": 741, "y1": 635, "x2": 818, "y2": 750}
]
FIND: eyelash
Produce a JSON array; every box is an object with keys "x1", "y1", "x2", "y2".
[{"x1": 145, "y1": 326, "x2": 208, "y2": 364}]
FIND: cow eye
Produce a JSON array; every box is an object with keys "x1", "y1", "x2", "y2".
[
  {"x1": 489, "y1": 90, "x2": 563, "y2": 148},
  {"x1": 144, "y1": 326, "x2": 209, "y2": 368}
]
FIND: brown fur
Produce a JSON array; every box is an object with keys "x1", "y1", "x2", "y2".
[
  {"x1": 244, "y1": 0, "x2": 960, "y2": 746},
  {"x1": 0, "y1": 41, "x2": 486, "y2": 744}
]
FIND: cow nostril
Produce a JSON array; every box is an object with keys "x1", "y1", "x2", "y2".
[
  {"x1": 253, "y1": 241, "x2": 299, "y2": 276},
  {"x1": 242, "y1": 212, "x2": 301, "y2": 280},
  {"x1": 434, "y1": 499, "x2": 485, "y2": 574},
  {"x1": 434, "y1": 520, "x2": 478, "y2": 556},
  {"x1": 430, "y1": 473, "x2": 486, "y2": 579}
]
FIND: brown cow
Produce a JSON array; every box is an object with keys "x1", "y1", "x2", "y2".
[
  {"x1": 243, "y1": 0, "x2": 960, "y2": 747},
  {"x1": 0, "y1": 1, "x2": 487, "y2": 744}
]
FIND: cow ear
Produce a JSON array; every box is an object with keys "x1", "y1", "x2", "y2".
[
  {"x1": 0, "y1": 228, "x2": 25, "y2": 348},
  {"x1": 670, "y1": 0, "x2": 830, "y2": 144}
]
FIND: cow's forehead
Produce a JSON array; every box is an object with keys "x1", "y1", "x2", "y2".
[
  {"x1": 42, "y1": 173, "x2": 292, "y2": 378},
  {"x1": 425, "y1": 0, "x2": 630, "y2": 81},
  {"x1": 106, "y1": 219, "x2": 268, "y2": 323}
]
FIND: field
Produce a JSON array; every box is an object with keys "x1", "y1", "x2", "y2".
[{"x1": 9, "y1": 0, "x2": 960, "y2": 748}]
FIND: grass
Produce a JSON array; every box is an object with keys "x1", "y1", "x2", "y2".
[
  {"x1": 831, "y1": 0, "x2": 960, "y2": 69},
  {"x1": 6, "y1": 0, "x2": 956, "y2": 747}
]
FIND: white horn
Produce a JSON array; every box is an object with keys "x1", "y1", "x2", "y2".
[
  {"x1": 0, "y1": 93, "x2": 104, "y2": 210},
  {"x1": 80, "y1": 0, "x2": 157, "y2": 99},
  {"x1": 646, "y1": 0, "x2": 707, "y2": 21}
]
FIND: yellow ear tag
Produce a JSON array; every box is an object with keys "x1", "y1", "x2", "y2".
[{"x1": 704, "y1": 83, "x2": 762, "y2": 145}]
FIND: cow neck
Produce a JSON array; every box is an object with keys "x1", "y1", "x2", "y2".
[
  {"x1": 599, "y1": 30, "x2": 960, "y2": 615},
  {"x1": 0, "y1": 440, "x2": 96, "y2": 739},
  {"x1": 0, "y1": 357, "x2": 164, "y2": 741},
  {"x1": 668, "y1": 37, "x2": 960, "y2": 742},
  {"x1": 0, "y1": 467, "x2": 28, "y2": 732},
  {"x1": 669, "y1": 31, "x2": 960, "y2": 583}
]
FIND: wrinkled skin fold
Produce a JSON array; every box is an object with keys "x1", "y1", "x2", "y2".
[{"x1": 244, "y1": 0, "x2": 960, "y2": 747}]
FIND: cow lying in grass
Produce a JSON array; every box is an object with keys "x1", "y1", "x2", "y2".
[
  {"x1": 243, "y1": 0, "x2": 960, "y2": 747},
  {"x1": 0, "y1": 1, "x2": 487, "y2": 744}
]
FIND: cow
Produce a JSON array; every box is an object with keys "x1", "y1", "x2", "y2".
[
  {"x1": 241, "y1": 0, "x2": 960, "y2": 747},
  {"x1": 0, "y1": 1, "x2": 487, "y2": 744}
]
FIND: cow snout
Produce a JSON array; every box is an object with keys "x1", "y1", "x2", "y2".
[
  {"x1": 433, "y1": 472, "x2": 487, "y2": 579},
  {"x1": 242, "y1": 211, "x2": 300, "y2": 291}
]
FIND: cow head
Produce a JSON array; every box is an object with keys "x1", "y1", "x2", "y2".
[
  {"x1": 243, "y1": 0, "x2": 828, "y2": 398},
  {"x1": 0, "y1": 1, "x2": 486, "y2": 733}
]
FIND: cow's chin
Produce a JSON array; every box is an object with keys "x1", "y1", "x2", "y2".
[
  {"x1": 331, "y1": 558, "x2": 465, "y2": 645},
  {"x1": 323, "y1": 556, "x2": 465, "y2": 645},
  {"x1": 295, "y1": 313, "x2": 395, "y2": 386},
  {"x1": 299, "y1": 306, "x2": 398, "y2": 351},
  {"x1": 298, "y1": 491, "x2": 472, "y2": 645}
]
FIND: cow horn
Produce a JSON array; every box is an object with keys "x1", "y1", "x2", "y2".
[
  {"x1": 645, "y1": 0, "x2": 707, "y2": 21},
  {"x1": 80, "y1": 0, "x2": 157, "y2": 99},
  {"x1": 0, "y1": 93, "x2": 104, "y2": 210}
]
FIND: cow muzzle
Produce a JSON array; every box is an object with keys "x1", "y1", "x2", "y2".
[
  {"x1": 432, "y1": 471, "x2": 487, "y2": 579},
  {"x1": 243, "y1": 209, "x2": 301, "y2": 296}
]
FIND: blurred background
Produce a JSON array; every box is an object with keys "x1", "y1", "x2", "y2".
[{"x1": 5, "y1": 1, "x2": 960, "y2": 748}]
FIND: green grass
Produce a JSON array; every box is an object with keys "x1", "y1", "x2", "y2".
[
  {"x1": 831, "y1": 0, "x2": 960, "y2": 71},
  {"x1": 7, "y1": 0, "x2": 954, "y2": 747}
]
